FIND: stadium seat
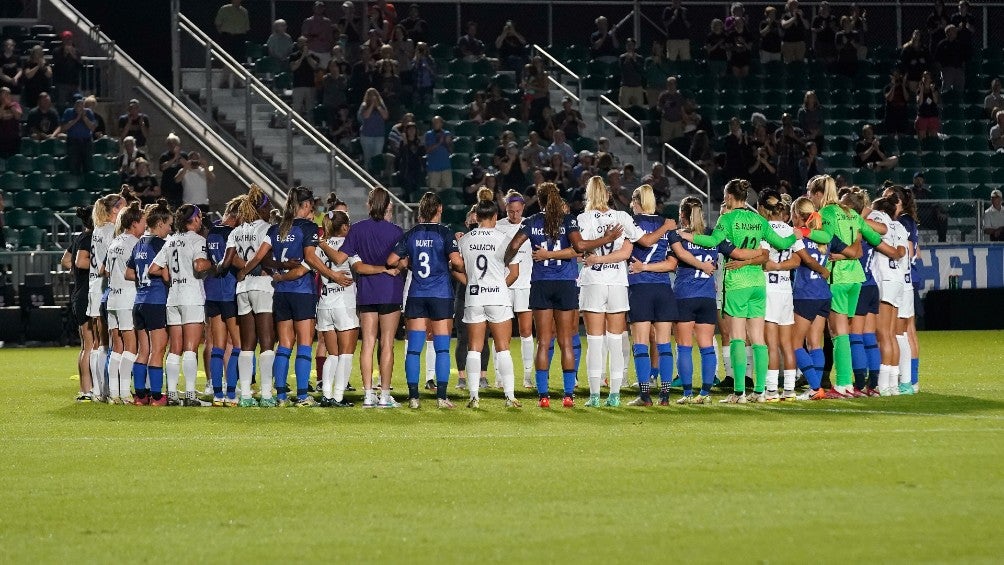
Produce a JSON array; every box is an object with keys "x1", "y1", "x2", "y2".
[
  {"x1": 437, "y1": 89, "x2": 463, "y2": 105},
  {"x1": 449, "y1": 153, "x2": 472, "y2": 170},
  {"x1": 967, "y1": 153, "x2": 990, "y2": 168},
  {"x1": 478, "y1": 121, "x2": 503, "y2": 139},
  {"x1": 254, "y1": 56, "x2": 282, "y2": 77},
  {"x1": 573, "y1": 137, "x2": 598, "y2": 152},
  {"x1": 924, "y1": 170, "x2": 947, "y2": 185},
  {"x1": 34, "y1": 209, "x2": 54, "y2": 228},
  {"x1": 7, "y1": 154, "x2": 32, "y2": 173},
  {"x1": 943, "y1": 152, "x2": 966, "y2": 168},
  {"x1": 452, "y1": 136, "x2": 474, "y2": 154},
  {"x1": 273, "y1": 72, "x2": 291, "y2": 90},
  {"x1": 828, "y1": 154, "x2": 853, "y2": 168},
  {"x1": 13, "y1": 191, "x2": 43, "y2": 210},
  {"x1": 851, "y1": 169, "x2": 875, "y2": 186},
  {"x1": 24, "y1": 172, "x2": 52, "y2": 192},
  {"x1": 33, "y1": 154, "x2": 55, "y2": 173},
  {"x1": 17, "y1": 226, "x2": 45, "y2": 250},
  {"x1": 447, "y1": 59, "x2": 471, "y2": 75},
  {"x1": 38, "y1": 138, "x2": 66, "y2": 156},
  {"x1": 94, "y1": 137, "x2": 119, "y2": 155},
  {"x1": 442, "y1": 74, "x2": 468, "y2": 90},
  {"x1": 19, "y1": 137, "x2": 39, "y2": 157},
  {"x1": 42, "y1": 190, "x2": 71, "y2": 210},
  {"x1": 5, "y1": 209, "x2": 33, "y2": 229},
  {"x1": 973, "y1": 184, "x2": 995, "y2": 199},
  {"x1": 920, "y1": 152, "x2": 944, "y2": 168},
  {"x1": 949, "y1": 185, "x2": 973, "y2": 199},
  {"x1": 945, "y1": 169, "x2": 969, "y2": 185},
  {"x1": 471, "y1": 59, "x2": 493, "y2": 76},
  {"x1": 969, "y1": 169, "x2": 993, "y2": 184},
  {"x1": 68, "y1": 190, "x2": 92, "y2": 207},
  {"x1": 52, "y1": 172, "x2": 82, "y2": 191},
  {"x1": 245, "y1": 42, "x2": 266, "y2": 62}
]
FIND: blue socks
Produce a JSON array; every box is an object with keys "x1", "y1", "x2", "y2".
[
  {"x1": 795, "y1": 348, "x2": 820, "y2": 390},
  {"x1": 433, "y1": 334, "x2": 451, "y2": 399},
  {"x1": 295, "y1": 345, "x2": 312, "y2": 400},
  {"x1": 133, "y1": 362, "x2": 148, "y2": 395},
  {"x1": 148, "y1": 366, "x2": 163, "y2": 395},
  {"x1": 850, "y1": 333, "x2": 866, "y2": 390},
  {"x1": 572, "y1": 334, "x2": 582, "y2": 374},
  {"x1": 810, "y1": 348, "x2": 825, "y2": 388},
  {"x1": 699, "y1": 346, "x2": 717, "y2": 395},
  {"x1": 676, "y1": 345, "x2": 693, "y2": 394},
  {"x1": 226, "y1": 348, "x2": 240, "y2": 399},
  {"x1": 657, "y1": 342, "x2": 674, "y2": 385},
  {"x1": 273, "y1": 346, "x2": 292, "y2": 400},
  {"x1": 562, "y1": 370, "x2": 576, "y2": 396},
  {"x1": 864, "y1": 332, "x2": 880, "y2": 389},
  {"x1": 210, "y1": 347, "x2": 225, "y2": 398},
  {"x1": 405, "y1": 330, "x2": 425, "y2": 398},
  {"x1": 633, "y1": 344, "x2": 651, "y2": 385},
  {"x1": 911, "y1": 357, "x2": 919, "y2": 386},
  {"x1": 547, "y1": 338, "x2": 555, "y2": 368},
  {"x1": 535, "y1": 369, "x2": 549, "y2": 397}
]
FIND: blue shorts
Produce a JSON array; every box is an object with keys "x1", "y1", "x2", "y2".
[
  {"x1": 628, "y1": 283, "x2": 678, "y2": 322},
  {"x1": 856, "y1": 284, "x2": 879, "y2": 316},
  {"x1": 133, "y1": 303, "x2": 167, "y2": 331},
  {"x1": 404, "y1": 296, "x2": 453, "y2": 320},
  {"x1": 273, "y1": 292, "x2": 318, "y2": 322},
  {"x1": 794, "y1": 298, "x2": 831, "y2": 321},
  {"x1": 676, "y1": 297, "x2": 718, "y2": 325},
  {"x1": 529, "y1": 280, "x2": 578, "y2": 311},
  {"x1": 205, "y1": 299, "x2": 238, "y2": 320}
]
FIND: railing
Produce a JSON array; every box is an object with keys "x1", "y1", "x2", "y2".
[
  {"x1": 0, "y1": 251, "x2": 71, "y2": 299},
  {"x1": 530, "y1": 44, "x2": 581, "y2": 102},
  {"x1": 662, "y1": 143, "x2": 712, "y2": 225},
  {"x1": 914, "y1": 199, "x2": 989, "y2": 243},
  {"x1": 597, "y1": 94, "x2": 644, "y2": 172}
]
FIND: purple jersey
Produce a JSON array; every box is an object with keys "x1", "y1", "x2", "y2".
[
  {"x1": 267, "y1": 218, "x2": 320, "y2": 294},
  {"x1": 793, "y1": 238, "x2": 831, "y2": 300},
  {"x1": 204, "y1": 223, "x2": 237, "y2": 301},
  {"x1": 128, "y1": 235, "x2": 167, "y2": 305},
  {"x1": 340, "y1": 218, "x2": 406, "y2": 305},
  {"x1": 519, "y1": 212, "x2": 580, "y2": 282},
  {"x1": 394, "y1": 222, "x2": 458, "y2": 300},
  {"x1": 628, "y1": 214, "x2": 670, "y2": 286}
]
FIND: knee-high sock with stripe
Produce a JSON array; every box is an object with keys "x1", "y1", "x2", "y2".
[
  {"x1": 258, "y1": 350, "x2": 275, "y2": 399},
  {"x1": 572, "y1": 333, "x2": 582, "y2": 374},
  {"x1": 810, "y1": 348, "x2": 826, "y2": 389},
  {"x1": 322, "y1": 354, "x2": 338, "y2": 399},
  {"x1": 433, "y1": 334, "x2": 451, "y2": 399},
  {"x1": 272, "y1": 346, "x2": 292, "y2": 400},
  {"x1": 752, "y1": 344, "x2": 768, "y2": 394},
  {"x1": 729, "y1": 339, "x2": 746, "y2": 393},
  {"x1": 586, "y1": 334, "x2": 604, "y2": 396},
  {"x1": 795, "y1": 347, "x2": 820, "y2": 390},
  {"x1": 210, "y1": 347, "x2": 225, "y2": 398},
  {"x1": 225, "y1": 348, "x2": 240, "y2": 399},
  {"x1": 547, "y1": 338, "x2": 555, "y2": 368},
  {"x1": 896, "y1": 334, "x2": 912, "y2": 385},
  {"x1": 133, "y1": 362, "x2": 148, "y2": 396},
  {"x1": 405, "y1": 330, "x2": 425, "y2": 399},
  {"x1": 633, "y1": 344, "x2": 651, "y2": 399},
  {"x1": 911, "y1": 357, "x2": 919, "y2": 386},
  {"x1": 562, "y1": 369, "x2": 576, "y2": 396},
  {"x1": 466, "y1": 351, "x2": 482, "y2": 399},
  {"x1": 849, "y1": 333, "x2": 867, "y2": 390},
  {"x1": 148, "y1": 365, "x2": 163, "y2": 396},
  {"x1": 334, "y1": 353, "x2": 353, "y2": 401},
  {"x1": 165, "y1": 353, "x2": 181, "y2": 394},
  {"x1": 606, "y1": 332, "x2": 624, "y2": 394},
  {"x1": 294, "y1": 345, "x2": 313, "y2": 399},
  {"x1": 677, "y1": 345, "x2": 693, "y2": 395},
  {"x1": 119, "y1": 351, "x2": 136, "y2": 399},
  {"x1": 107, "y1": 351, "x2": 122, "y2": 399},
  {"x1": 238, "y1": 351, "x2": 255, "y2": 399},
  {"x1": 657, "y1": 342, "x2": 673, "y2": 396},
  {"x1": 182, "y1": 351, "x2": 198, "y2": 396},
  {"x1": 863, "y1": 332, "x2": 881, "y2": 389},
  {"x1": 700, "y1": 346, "x2": 717, "y2": 395},
  {"x1": 832, "y1": 334, "x2": 852, "y2": 388}
]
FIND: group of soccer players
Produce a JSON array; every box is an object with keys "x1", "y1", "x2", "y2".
[{"x1": 65, "y1": 172, "x2": 921, "y2": 408}]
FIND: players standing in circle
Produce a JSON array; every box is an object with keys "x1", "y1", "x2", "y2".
[
  {"x1": 102, "y1": 202, "x2": 145, "y2": 404},
  {"x1": 496, "y1": 190, "x2": 536, "y2": 389},
  {"x1": 87, "y1": 193, "x2": 126, "y2": 401},
  {"x1": 63, "y1": 206, "x2": 95, "y2": 401},
  {"x1": 844, "y1": 188, "x2": 882, "y2": 396},
  {"x1": 151, "y1": 204, "x2": 211, "y2": 406},
  {"x1": 458, "y1": 188, "x2": 522, "y2": 408},
  {"x1": 205, "y1": 197, "x2": 243, "y2": 406},
  {"x1": 789, "y1": 196, "x2": 833, "y2": 400},
  {"x1": 882, "y1": 184, "x2": 920, "y2": 394},
  {"x1": 866, "y1": 194, "x2": 909, "y2": 396},
  {"x1": 315, "y1": 210, "x2": 360, "y2": 407},
  {"x1": 387, "y1": 191, "x2": 465, "y2": 409},
  {"x1": 126, "y1": 200, "x2": 172, "y2": 406}
]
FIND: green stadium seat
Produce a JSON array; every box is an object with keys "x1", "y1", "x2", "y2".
[
  {"x1": 897, "y1": 137, "x2": 919, "y2": 152},
  {"x1": 478, "y1": 121, "x2": 503, "y2": 139},
  {"x1": 929, "y1": 185, "x2": 950, "y2": 199},
  {"x1": 367, "y1": 154, "x2": 387, "y2": 175},
  {"x1": 452, "y1": 136, "x2": 475, "y2": 154},
  {"x1": 13, "y1": 191, "x2": 43, "y2": 210},
  {"x1": 943, "y1": 152, "x2": 966, "y2": 168},
  {"x1": 993, "y1": 168, "x2": 1004, "y2": 183},
  {"x1": 273, "y1": 72, "x2": 291, "y2": 90},
  {"x1": 924, "y1": 169, "x2": 947, "y2": 185},
  {"x1": 447, "y1": 59, "x2": 471, "y2": 75},
  {"x1": 6, "y1": 154, "x2": 32, "y2": 173},
  {"x1": 94, "y1": 137, "x2": 119, "y2": 155},
  {"x1": 451, "y1": 170, "x2": 467, "y2": 188},
  {"x1": 33, "y1": 154, "x2": 55, "y2": 174},
  {"x1": 949, "y1": 185, "x2": 973, "y2": 199},
  {"x1": 245, "y1": 42, "x2": 266, "y2": 62},
  {"x1": 945, "y1": 168, "x2": 969, "y2": 184},
  {"x1": 68, "y1": 190, "x2": 92, "y2": 207},
  {"x1": 573, "y1": 137, "x2": 598, "y2": 152},
  {"x1": 17, "y1": 226, "x2": 45, "y2": 250},
  {"x1": 449, "y1": 153, "x2": 472, "y2": 171},
  {"x1": 944, "y1": 137, "x2": 966, "y2": 152},
  {"x1": 42, "y1": 190, "x2": 71, "y2": 210},
  {"x1": 443, "y1": 74, "x2": 468, "y2": 90},
  {"x1": 430, "y1": 43, "x2": 453, "y2": 60},
  {"x1": 471, "y1": 59, "x2": 493, "y2": 75},
  {"x1": 969, "y1": 169, "x2": 993, "y2": 184},
  {"x1": 508, "y1": 121, "x2": 528, "y2": 139},
  {"x1": 34, "y1": 209, "x2": 54, "y2": 228},
  {"x1": 851, "y1": 169, "x2": 875, "y2": 186},
  {"x1": 0, "y1": 171, "x2": 24, "y2": 191},
  {"x1": 466, "y1": 73, "x2": 490, "y2": 90},
  {"x1": 966, "y1": 119, "x2": 987, "y2": 136},
  {"x1": 829, "y1": 122, "x2": 853, "y2": 136},
  {"x1": 4, "y1": 209, "x2": 34, "y2": 229},
  {"x1": 52, "y1": 172, "x2": 82, "y2": 191},
  {"x1": 491, "y1": 73, "x2": 516, "y2": 90},
  {"x1": 563, "y1": 45, "x2": 589, "y2": 61},
  {"x1": 828, "y1": 154, "x2": 853, "y2": 168},
  {"x1": 38, "y1": 138, "x2": 66, "y2": 156},
  {"x1": 897, "y1": 153, "x2": 920, "y2": 169},
  {"x1": 431, "y1": 105, "x2": 459, "y2": 121},
  {"x1": 24, "y1": 172, "x2": 52, "y2": 192},
  {"x1": 921, "y1": 152, "x2": 944, "y2": 167},
  {"x1": 941, "y1": 121, "x2": 965, "y2": 136},
  {"x1": 437, "y1": 89, "x2": 463, "y2": 105},
  {"x1": 967, "y1": 136, "x2": 990, "y2": 151},
  {"x1": 454, "y1": 120, "x2": 479, "y2": 138},
  {"x1": 973, "y1": 184, "x2": 995, "y2": 199},
  {"x1": 920, "y1": 137, "x2": 944, "y2": 153},
  {"x1": 19, "y1": 137, "x2": 39, "y2": 157},
  {"x1": 90, "y1": 155, "x2": 116, "y2": 173}
]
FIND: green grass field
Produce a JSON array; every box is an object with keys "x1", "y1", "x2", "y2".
[{"x1": 2, "y1": 330, "x2": 1003, "y2": 563}]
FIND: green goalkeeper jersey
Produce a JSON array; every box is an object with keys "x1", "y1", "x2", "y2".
[
  {"x1": 808, "y1": 204, "x2": 883, "y2": 285},
  {"x1": 693, "y1": 208, "x2": 797, "y2": 291}
]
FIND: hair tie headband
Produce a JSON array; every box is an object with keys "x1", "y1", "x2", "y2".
[
  {"x1": 190, "y1": 207, "x2": 201, "y2": 220},
  {"x1": 506, "y1": 194, "x2": 525, "y2": 204},
  {"x1": 327, "y1": 210, "x2": 335, "y2": 219},
  {"x1": 259, "y1": 194, "x2": 270, "y2": 208}
]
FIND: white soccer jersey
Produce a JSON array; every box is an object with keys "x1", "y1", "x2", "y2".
[
  {"x1": 88, "y1": 222, "x2": 116, "y2": 294},
  {"x1": 496, "y1": 217, "x2": 531, "y2": 289},
  {"x1": 575, "y1": 209, "x2": 643, "y2": 286},
  {"x1": 761, "y1": 220, "x2": 804, "y2": 293},
  {"x1": 105, "y1": 233, "x2": 139, "y2": 310},
  {"x1": 154, "y1": 230, "x2": 208, "y2": 306},
  {"x1": 459, "y1": 227, "x2": 517, "y2": 307},
  {"x1": 868, "y1": 211, "x2": 905, "y2": 282},
  {"x1": 316, "y1": 236, "x2": 359, "y2": 310},
  {"x1": 227, "y1": 219, "x2": 274, "y2": 293}
]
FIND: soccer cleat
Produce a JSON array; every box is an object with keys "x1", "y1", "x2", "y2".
[
  {"x1": 781, "y1": 390, "x2": 797, "y2": 401},
  {"x1": 344, "y1": 383, "x2": 356, "y2": 392},
  {"x1": 658, "y1": 391, "x2": 670, "y2": 405},
  {"x1": 456, "y1": 378, "x2": 467, "y2": 390},
  {"x1": 149, "y1": 395, "x2": 167, "y2": 406},
  {"x1": 166, "y1": 393, "x2": 182, "y2": 406},
  {"x1": 203, "y1": 383, "x2": 213, "y2": 396},
  {"x1": 676, "y1": 395, "x2": 693, "y2": 405},
  {"x1": 332, "y1": 399, "x2": 354, "y2": 408},
  {"x1": 212, "y1": 398, "x2": 226, "y2": 407},
  {"x1": 258, "y1": 396, "x2": 278, "y2": 408},
  {"x1": 604, "y1": 393, "x2": 621, "y2": 407},
  {"x1": 133, "y1": 395, "x2": 150, "y2": 406},
  {"x1": 584, "y1": 394, "x2": 601, "y2": 408},
  {"x1": 319, "y1": 397, "x2": 335, "y2": 407},
  {"x1": 523, "y1": 376, "x2": 534, "y2": 389},
  {"x1": 562, "y1": 395, "x2": 574, "y2": 408},
  {"x1": 424, "y1": 379, "x2": 436, "y2": 391},
  {"x1": 850, "y1": 388, "x2": 867, "y2": 398},
  {"x1": 293, "y1": 396, "x2": 318, "y2": 407},
  {"x1": 377, "y1": 395, "x2": 400, "y2": 408},
  {"x1": 796, "y1": 389, "x2": 827, "y2": 401},
  {"x1": 505, "y1": 397, "x2": 522, "y2": 408},
  {"x1": 237, "y1": 397, "x2": 258, "y2": 407},
  {"x1": 691, "y1": 394, "x2": 713, "y2": 405},
  {"x1": 912, "y1": 383, "x2": 920, "y2": 394},
  {"x1": 865, "y1": 387, "x2": 881, "y2": 397},
  {"x1": 825, "y1": 388, "x2": 848, "y2": 399},
  {"x1": 898, "y1": 383, "x2": 915, "y2": 395},
  {"x1": 465, "y1": 397, "x2": 479, "y2": 409},
  {"x1": 720, "y1": 393, "x2": 747, "y2": 404},
  {"x1": 224, "y1": 398, "x2": 239, "y2": 407},
  {"x1": 438, "y1": 398, "x2": 455, "y2": 409},
  {"x1": 75, "y1": 393, "x2": 93, "y2": 403},
  {"x1": 879, "y1": 387, "x2": 896, "y2": 397},
  {"x1": 764, "y1": 391, "x2": 781, "y2": 402},
  {"x1": 276, "y1": 398, "x2": 293, "y2": 407},
  {"x1": 538, "y1": 396, "x2": 551, "y2": 408},
  {"x1": 408, "y1": 398, "x2": 420, "y2": 409},
  {"x1": 479, "y1": 377, "x2": 490, "y2": 390},
  {"x1": 627, "y1": 396, "x2": 653, "y2": 407},
  {"x1": 747, "y1": 392, "x2": 766, "y2": 403},
  {"x1": 362, "y1": 396, "x2": 377, "y2": 408}
]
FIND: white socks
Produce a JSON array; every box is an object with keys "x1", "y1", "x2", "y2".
[
  {"x1": 238, "y1": 351, "x2": 254, "y2": 399},
  {"x1": 334, "y1": 354, "x2": 352, "y2": 401},
  {"x1": 782, "y1": 369, "x2": 796, "y2": 392},
  {"x1": 165, "y1": 353, "x2": 181, "y2": 394},
  {"x1": 259, "y1": 350, "x2": 275, "y2": 398},
  {"x1": 322, "y1": 355, "x2": 338, "y2": 399},
  {"x1": 91, "y1": 346, "x2": 107, "y2": 398},
  {"x1": 107, "y1": 351, "x2": 122, "y2": 399},
  {"x1": 878, "y1": 364, "x2": 891, "y2": 391},
  {"x1": 182, "y1": 351, "x2": 198, "y2": 394},
  {"x1": 586, "y1": 335, "x2": 604, "y2": 395},
  {"x1": 621, "y1": 331, "x2": 631, "y2": 381},
  {"x1": 607, "y1": 332, "x2": 624, "y2": 394},
  {"x1": 896, "y1": 334, "x2": 912, "y2": 385},
  {"x1": 466, "y1": 351, "x2": 482, "y2": 398},
  {"x1": 496, "y1": 350, "x2": 515, "y2": 398},
  {"x1": 520, "y1": 337, "x2": 534, "y2": 373},
  {"x1": 425, "y1": 340, "x2": 435, "y2": 380},
  {"x1": 120, "y1": 351, "x2": 136, "y2": 399},
  {"x1": 766, "y1": 369, "x2": 779, "y2": 393},
  {"x1": 721, "y1": 341, "x2": 732, "y2": 378}
]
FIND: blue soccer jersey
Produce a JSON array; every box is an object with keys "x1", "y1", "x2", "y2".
[
  {"x1": 793, "y1": 238, "x2": 831, "y2": 300},
  {"x1": 859, "y1": 239, "x2": 877, "y2": 287},
  {"x1": 898, "y1": 214, "x2": 919, "y2": 285},
  {"x1": 128, "y1": 235, "x2": 168, "y2": 305},
  {"x1": 267, "y1": 218, "x2": 320, "y2": 294},
  {"x1": 628, "y1": 214, "x2": 670, "y2": 286},
  {"x1": 519, "y1": 212, "x2": 580, "y2": 282},
  {"x1": 670, "y1": 231, "x2": 733, "y2": 300},
  {"x1": 204, "y1": 223, "x2": 237, "y2": 302},
  {"x1": 394, "y1": 222, "x2": 458, "y2": 300}
]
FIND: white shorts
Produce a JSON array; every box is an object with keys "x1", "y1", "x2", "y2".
[
  {"x1": 107, "y1": 308, "x2": 135, "y2": 331},
  {"x1": 463, "y1": 304, "x2": 514, "y2": 324},
  {"x1": 878, "y1": 278, "x2": 904, "y2": 309},
  {"x1": 86, "y1": 290, "x2": 103, "y2": 317},
  {"x1": 237, "y1": 290, "x2": 273, "y2": 316},
  {"x1": 510, "y1": 287, "x2": 530, "y2": 313},
  {"x1": 898, "y1": 282, "x2": 915, "y2": 319},
  {"x1": 316, "y1": 307, "x2": 360, "y2": 332},
  {"x1": 579, "y1": 284, "x2": 630, "y2": 314},
  {"x1": 765, "y1": 291, "x2": 794, "y2": 326},
  {"x1": 167, "y1": 304, "x2": 206, "y2": 326}
]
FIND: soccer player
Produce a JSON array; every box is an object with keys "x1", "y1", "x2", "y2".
[
  {"x1": 126, "y1": 200, "x2": 172, "y2": 406},
  {"x1": 882, "y1": 184, "x2": 920, "y2": 394},
  {"x1": 867, "y1": 195, "x2": 909, "y2": 396},
  {"x1": 789, "y1": 196, "x2": 833, "y2": 400},
  {"x1": 458, "y1": 187, "x2": 522, "y2": 408},
  {"x1": 453, "y1": 207, "x2": 491, "y2": 391},
  {"x1": 102, "y1": 202, "x2": 145, "y2": 404},
  {"x1": 759, "y1": 190, "x2": 802, "y2": 402},
  {"x1": 87, "y1": 193, "x2": 126, "y2": 401},
  {"x1": 315, "y1": 210, "x2": 360, "y2": 407},
  {"x1": 679, "y1": 179, "x2": 797, "y2": 403},
  {"x1": 205, "y1": 197, "x2": 242, "y2": 406},
  {"x1": 845, "y1": 188, "x2": 882, "y2": 396},
  {"x1": 495, "y1": 190, "x2": 535, "y2": 388},
  {"x1": 63, "y1": 206, "x2": 95, "y2": 401},
  {"x1": 387, "y1": 191, "x2": 464, "y2": 409},
  {"x1": 151, "y1": 204, "x2": 212, "y2": 406}
]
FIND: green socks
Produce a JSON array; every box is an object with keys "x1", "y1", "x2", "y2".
[
  {"x1": 752, "y1": 344, "x2": 768, "y2": 394},
  {"x1": 833, "y1": 334, "x2": 852, "y2": 387},
  {"x1": 730, "y1": 339, "x2": 746, "y2": 393}
]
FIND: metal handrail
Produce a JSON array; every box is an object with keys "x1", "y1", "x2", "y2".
[
  {"x1": 598, "y1": 94, "x2": 644, "y2": 171},
  {"x1": 547, "y1": 76, "x2": 579, "y2": 104},
  {"x1": 530, "y1": 44, "x2": 581, "y2": 101},
  {"x1": 663, "y1": 142, "x2": 712, "y2": 224}
]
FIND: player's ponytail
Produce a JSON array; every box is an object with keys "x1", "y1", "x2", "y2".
[
  {"x1": 418, "y1": 191, "x2": 442, "y2": 223},
  {"x1": 238, "y1": 184, "x2": 272, "y2": 224},
  {"x1": 116, "y1": 201, "x2": 144, "y2": 236},
  {"x1": 280, "y1": 186, "x2": 313, "y2": 239},
  {"x1": 584, "y1": 175, "x2": 609, "y2": 212},
  {"x1": 758, "y1": 189, "x2": 785, "y2": 220},
  {"x1": 118, "y1": 184, "x2": 140, "y2": 205},
  {"x1": 173, "y1": 204, "x2": 201, "y2": 233},
  {"x1": 680, "y1": 196, "x2": 705, "y2": 235},
  {"x1": 323, "y1": 209, "x2": 350, "y2": 239},
  {"x1": 538, "y1": 182, "x2": 565, "y2": 240},
  {"x1": 871, "y1": 195, "x2": 899, "y2": 219},
  {"x1": 224, "y1": 195, "x2": 243, "y2": 221},
  {"x1": 791, "y1": 196, "x2": 819, "y2": 230},
  {"x1": 144, "y1": 199, "x2": 173, "y2": 231},
  {"x1": 93, "y1": 193, "x2": 124, "y2": 228},
  {"x1": 807, "y1": 174, "x2": 843, "y2": 210},
  {"x1": 884, "y1": 184, "x2": 916, "y2": 222},
  {"x1": 367, "y1": 186, "x2": 392, "y2": 221},
  {"x1": 723, "y1": 178, "x2": 751, "y2": 208},
  {"x1": 474, "y1": 186, "x2": 497, "y2": 220},
  {"x1": 326, "y1": 192, "x2": 346, "y2": 212},
  {"x1": 76, "y1": 205, "x2": 94, "y2": 231},
  {"x1": 632, "y1": 184, "x2": 656, "y2": 215},
  {"x1": 843, "y1": 186, "x2": 870, "y2": 214}
]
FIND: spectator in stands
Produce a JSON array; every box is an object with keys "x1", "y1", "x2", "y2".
[
  {"x1": 780, "y1": 0, "x2": 809, "y2": 63},
  {"x1": 463, "y1": 89, "x2": 485, "y2": 124},
  {"x1": 215, "y1": 0, "x2": 250, "y2": 64},
  {"x1": 499, "y1": 141, "x2": 530, "y2": 191},
  {"x1": 590, "y1": 16, "x2": 620, "y2": 64},
  {"x1": 688, "y1": 130, "x2": 716, "y2": 179},
  {"x1": 848, "y1": 3, "x2": 869, "y2": 59},
  {"x1": 118, "y1": 99, "x2": 150, "y2": 148},
  {"x1": 748, "y1": 143, "x2": 778, "y2": 193},
  {"x1": 532, "y1": 105, "x2": 557, "y2": 143},
  {"x1": 358, "y1": 88, "x2": 389, "y2": 168},
  {"x1": 759, "y1": 7, "x2": 782, "y2": 63},
  {"x1": 797, "y1": 90, "x2": 823, "y2": 149},
  {"x1": 50, "y1": 31, "x2": 82, "y2": 108},
  {"x1": 983, "y1": 189, "x2": 1004, "y2": 241},
  {"x1": 485, "y1": 85, "x2": 511, "y2": 123},
  {"x1": 329, "y1": 106, "x2": 357, "y2": 149},
  {"x1": 798, "y1": 141, "x2": 826, "y2": 188},
  {"x1": 0, "y1": 39, "x2": 18, "y2": 94},
  {"x1": 495, "y1": 20, "x2": 528, "y2": 74},
  {"x1": 725, "y1": 2, "x2": 747, "y2": 31},
  {"x1": 985, "y1": 79, "x2": 1004, "y2": 119},
  {"x1": 117, "y1": 136, "x2": 147, "y2": 179},
  {"x1": 399, "y1": 4, "x2": 427, "y2": 44},
  {"x1": 554, "y1": 97, "x2": 585, "y2": 141},
  {"x1": 564, "y1": 172, "x2": 588, "y2": 214},
  {"x1": 546, "y1": 130, "x2": 575, "y2": 166},
  {"x1": 855, "y1": 124, "x2": 898, "y2": 170},
  {"x1": 884, "y1": 70, "x2": 911, "y2": 136},
  {"x1": 644, "y1": 40, "x2": 670, "y2": 109},
  {"x1": 20, "y1": 45, "x2": 51, "y2": 109},
  {"x1": 321, "y1": 59, "x2": 348, "y2": 128},
  {"x1": 618, "y1": 38, "x2": 645, "y2": 107},
  {"x1": 521, "y1": 131, "x2": 546, "y2": 169},
  {"x1": 411, "y1": 42, "x2": 435, "y2": 109},
  {"x1": 811, "y1": 1, "x2": 838, "y2": 64},
  {"x1": 833, "y1": 16, "x2": 860, "y2": 78},
  {"x1": 899, "y1": 30, "x2": 931, "y2": 95},
  {"x1": 951, "y1": 0, "x2": 977, "y2": 62},
  {"x1": 571, "y1": 150, "x2": 595, "y2": 181},
  {"x1": 704, "y1": 19, "x2": 728, "y2": 77},
  {"x1": 774, "y1": 114, "x2": 804, "y2": 187},
  {"x1": 337, "y1": 1, "x2": 364, "y2": 63},
  {"x1": 596, "y1": 137, "x2": 619, "y2": 168},
  {"x1": 61, "y1": 94, "x2": 96, "y2": 174},
  {"x1": 935, "y1": 25, "x2": 966, "y2": 92},
  {"x1": 0, "y1": 87, "x2": 21, "y2": 158},
  {"x1": 607, "y1": 169, "x2": 631, "y2": 211},
  {"x1": 267, "y1": 20, "x2": 294, "y2": 65},
  {"x1": 389, "y1": 25, "x2": 414, "y2": 73},
  {"x1": 990, "y1": 110, "x2": 1004, "y2": 153},
  {"x1": 395, "y1": 122, "x2": 424, "y2": 201},
  {"x1": 915, "y1": 70, "x2": 942, "y2": 140},
  {"x1": 26, "y1": 92, "x2": 60, "y2": 140},
  {"x1": 662, "y1": 0, "x2": 691, "y2": 61},
  {"x1": 641, "y1": 162, "x2": 672, "y2": 207},
  {"x1": 524, "y1": 57, "x2": 550, "y2": 123},
  {"x1": 726, "y1": 18, "x2": 754, "y2": 78},
  {"x1": 546, "y1": 153, "x2": 573, "y2": 189},
  {"x1": 83, "y1": 96, "x2": 104, "y2": 139},
  {"x1": 657, "y1": 76, "x2": 685, "y2": 143},
  {"x1": 175, "y1": 151, "x2": 214, "y2": 208},
  {"x1": 290, "y1": 37, "x2": 320, "y2": 118},
  {"x1": 365, "y1": 4, "x2": 389, "y2": 41},
  {"x1": 158, "y1": 133, "x2": 187, "y2": 207},
  {"x1": 129, "y1": 158, "x2": 160, "y2": 205},
  {"x1": 424, "y1": 115, "x2": 453, "y2": 190},
  {"x1": 493, "y1": 130, "x2": 517, "y2": 167},
  {"x1": 457, "y1": 21, "x2": 486, "y2": 63},
  {"x1": 621, "y1": 162, "x2": 641, "y2": 191},
  {"x1": 374, "y1": 50, "x2": 402, "y2": 119},
  {"x1": 927, "y1": 0, "x2": 950, "y2": 49},
  {"x1": 723, "y1": 116, "x2": 750, "y2": 181},
  {"x1": 303, "y1": 1, "x2": 335, "y2": 67},
  {"x1": 912, "y1": 171, "x2": 949, "y2": 242}
]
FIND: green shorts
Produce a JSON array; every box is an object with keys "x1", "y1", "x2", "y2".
[
  {"x1": 723, "y1": 286, "x2": 767, "y2": 319},
  {"x1": 830, "y1": 283, "x2": 861, "y2": 316}
]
